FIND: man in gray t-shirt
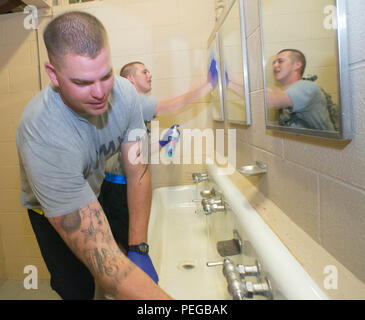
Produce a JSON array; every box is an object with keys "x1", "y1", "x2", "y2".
[
  {"x1": 18, "y1": 76, "x2": 153, "y2": 216},
  {"x1": 267, "y1": 49, "x2": 335, "y2": 131},
  {"x1": 281, "y1": 79, "x2": 334, "y2": 130},
  {"x1": 16, "y1": 11, "x2": 171, "y2": 300}
]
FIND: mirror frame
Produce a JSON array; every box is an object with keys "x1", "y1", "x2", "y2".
[
  {"x1": 260, "y1": 0, "x2": 352, "y2": 140},
  {"x1": 208, "y1": 32, "x2": 225, "y2": 122},
  {"x1": 208, "y1": 0, "x2": 252, "y2": 125}
]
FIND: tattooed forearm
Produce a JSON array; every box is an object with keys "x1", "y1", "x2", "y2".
[
  {"x1": 79, "y1": 205, "x2": 105, "y2": 225},
  {"x1": 68, "y1": 238, "x2": 80, "y2": 253},
  {"x1": 50, "y1": 202, "x2": 140, "y2": 298},
  {"x1": 84, "y1": 247, "x2": 118, "y2": 276},
  {"x1": 85, "y1": 247, "x2": 104, "y2": 275},
  {"x1": 139, "y1": 164, "x2": 149, "y2": 183},
  {"x1": 131, "y1": 136, "x2": 150, "y2": 184},
  {"x1": 84, "y1": 246, "x2": 136, "y2": 295},
  {"x1": 59, "y1": 205, "x2": 106, "y2": 235},
  {"x1": 60, "y1": 211, "x2": 81, "y2": 234},
  {"x1": 81, "y1": 220, "x2": 103, "y2": 243},
  {"x1": 59, "y1": 206, "x2": 112, "y2": 245}
]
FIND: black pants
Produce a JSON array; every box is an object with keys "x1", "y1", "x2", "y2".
[
  {"x1": 28, "y1": 180, "x2": 129, "y2": 300},
  {"x1": 98, "y1": 180, "x2": 129, "y2": 251}
]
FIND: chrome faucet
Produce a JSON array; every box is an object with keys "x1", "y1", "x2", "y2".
[
  {"x1": 200, "y1": 187, "x2": 221, "y2": 199},
  {"x1": 201, "y1": 196, "x2": 226, "y2": 215},
  {"x1": 199, "y1": 190, "x2": 226, "y2": 215},
  {"x1": 207, "y1": 258, "x2": 261, "y2": 278},
  {"x1": 192, "y1": 172, "x2": 209, "y2": 184},
  {"x1": 207, "y1": 258, "x2": 272, "y2": 300},
  {"x1": 201, "y1": 197, "x2": 223, "y2": 207},
  {"x1": 202, "y1": 202, "x2": 226, "y2": 215}
]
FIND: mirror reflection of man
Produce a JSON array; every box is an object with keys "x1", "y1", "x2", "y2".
[{"x1": 267, "y1": 49, "x2": 335, "y2": 131}]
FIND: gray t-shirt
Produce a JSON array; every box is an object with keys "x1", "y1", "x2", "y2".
[
  {"x1": 284, "y1": 80, "x2": 335, "y2": 131},
  {"x1": 104, "y1": 95, "x2": 157, "y2": 176},
  {"x1": 16, "y1": 75, "x2": 155, "y2": 217}
]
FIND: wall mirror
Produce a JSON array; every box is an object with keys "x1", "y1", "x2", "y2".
[
  {"x1": 260, "y1": 0, "x2": 351, "y2": 140},
  {"x1": 207, "y1": 0, "x2": 251, "y2": 124},
  {"x1": 208, "y1": 32, "x2": 225, "y2": 121},
  {"x1": 220, "y1": 0, "x2": 251, "y2": 125}
]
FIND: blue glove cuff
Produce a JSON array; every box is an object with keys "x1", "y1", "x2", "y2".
[{"x1": 128, "y1": 251, "x2": 159, "y2": 284}]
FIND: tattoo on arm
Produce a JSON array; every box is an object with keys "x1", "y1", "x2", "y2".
[
  {"x1": 139, "y1": 164, "x2": 149, "y2": 183},
  {"x1": 51, "y1": 203, "x2": 136, "y2": 296},
  {"x1": 131, "y1": 136, "x2": 150, "y2": 183},
  {"x1": 60, "y1": 211, "x2": 81, "y2": 234}
]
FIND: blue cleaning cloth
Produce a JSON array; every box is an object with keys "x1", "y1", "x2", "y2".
[{"x1": 208, "y1": 58, "x2": 218, "y2": 88}]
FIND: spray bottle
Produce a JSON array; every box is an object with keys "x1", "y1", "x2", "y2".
[{"x1": 165, "y1": 124, "x2": 180, "y2": 158}]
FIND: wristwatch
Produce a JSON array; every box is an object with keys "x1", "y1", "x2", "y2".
[{"x1": 128, "y1": 242, "x2": 149, "y2": 254}]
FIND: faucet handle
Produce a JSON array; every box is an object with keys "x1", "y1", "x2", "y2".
[
  {"x1": 206, "y1": 258, "x2": 234, "y2": 269},
  {"x1": 206, "y1": 261, "x2": 224, "y2": 267},
  {"x1": 207, "y1": 259, "x2": 261, "y2": 277},
  {"x1": 245, "y1": 277, "x2": 273, "y2": 299},
  {"x1": 200, "y1": 188, "x2": 224, "y2": 199},
  {"x1": 201, "y1": 198, "x2": 220, "y2": 208},
  {"x1": 192, "y1": 172, "x2": 209, "y2": 184},
  {"x1": 200, "y1": 188, "x2": 216, "y2": 198},
  {"x1": 201, "y1": 202, "x2": 225, "y2": 215},
  {"x1": 236, "y1": 260, "x2": 261, "y2": 277},
  {"x1": 207, "y1": 259, "x2": 272, "y2": 300}
]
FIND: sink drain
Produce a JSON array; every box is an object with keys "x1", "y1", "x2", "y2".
[{"x1": 179, "y1": 261, "x2": 196, "y2": 270}]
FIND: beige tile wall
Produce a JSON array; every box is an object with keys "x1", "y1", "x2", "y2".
[
  {"x1": 212, "y1": 0, "x2": 365, "y2": 284},
  {"x1": 0, "y1": 12, "x2": 51, "y2": 280},
  {"x1": 0, "y1": 246, "x2": 4, "y2": 286}
]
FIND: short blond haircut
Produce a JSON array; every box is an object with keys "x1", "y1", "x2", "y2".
[
  {"x1": 43, "y1": 11, "x2": 109, "y2": 62},
  {"x1": 120, "y1": 62, "x2": 144, "y2": 78},
  {"x1": 278, "y1": 49, "x2": 306, "y2": 76}
]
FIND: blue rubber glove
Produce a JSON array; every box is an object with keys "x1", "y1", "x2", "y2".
[
  {"x1": 128, "y1": 251, "x2": 159, "y2": 284},
  {"x1": 159, "y1": 124, "x2": 181, "y2": 148},
  {"x1": 208, "y1": 58, "x2": 218, "y2": 88},
  {"x1": 225, "y1": 70, "x2": 229, "y2": 88}
]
